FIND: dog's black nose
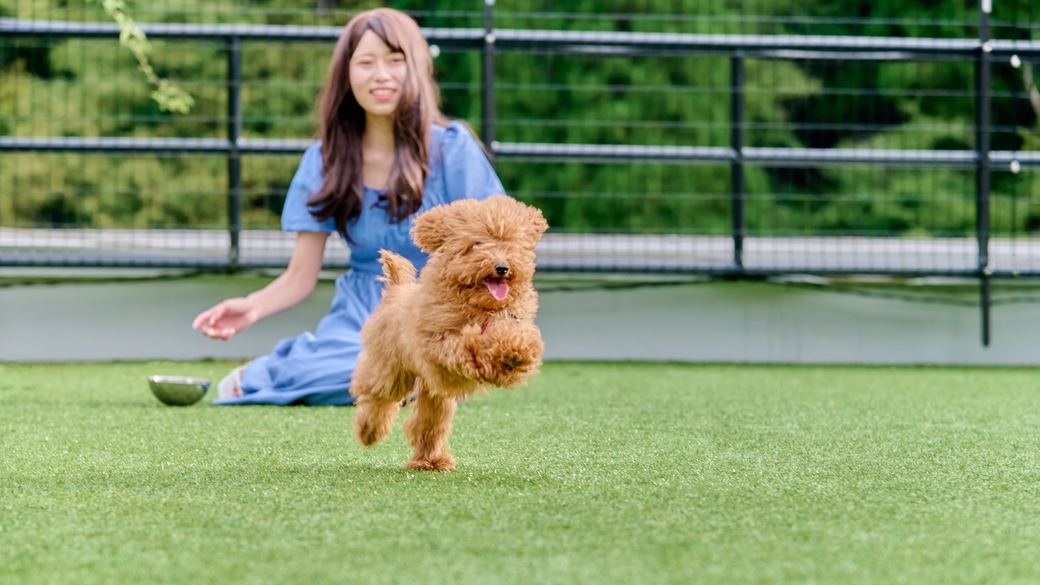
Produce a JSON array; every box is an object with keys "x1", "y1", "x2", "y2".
[{"x1": 494, "y1": 263, "x2": 509, "y2": 276}]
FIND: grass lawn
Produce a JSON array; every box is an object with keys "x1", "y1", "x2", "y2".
[{"x1": 3, "y1": 361, "x2": 1040, "y2": 584}]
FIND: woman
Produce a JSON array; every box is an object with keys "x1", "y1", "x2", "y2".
[{"x1": 192, "y1": 8, "x2": 505, "y2": 405}]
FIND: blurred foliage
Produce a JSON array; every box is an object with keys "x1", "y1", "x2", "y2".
[
  {"x1": 92, "y1": 0, "x2": 196, "y2": 113},
  {"x1": 0, "y1": 0, "x2": 1038, "y2": 236}
]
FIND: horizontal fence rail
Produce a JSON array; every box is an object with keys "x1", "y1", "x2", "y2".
[
  {"x1": 8, "y1": 229, "x2": 1040, "y2": 278},
  {"x1": 4, "y1": 18, "x2": 1040, "y2": 59}
]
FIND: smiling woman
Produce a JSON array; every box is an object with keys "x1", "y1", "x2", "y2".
[
  {"x1": 309, "y1": 9, "x2": 450, "y2": 237},
  {"x1": 190, "y1": 8, "x2": 505, "y2": 406},
  {"x1": 349, "y1": 35, "x2": 407, "y2": 118}
]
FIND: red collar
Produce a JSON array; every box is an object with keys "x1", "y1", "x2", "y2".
[{"x1": 480, "y1": 312, "x2": 520, "y2": 335}]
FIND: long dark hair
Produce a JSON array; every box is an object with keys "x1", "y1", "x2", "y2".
[{"x1": 308, "y1": 8, "x2": 448, "y2": 241}]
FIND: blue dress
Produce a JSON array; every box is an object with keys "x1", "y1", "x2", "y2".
[{"x1": 215, "y1": 122, "x2": 505, "y2": 406}]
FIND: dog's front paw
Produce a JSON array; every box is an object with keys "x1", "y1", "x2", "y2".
[
  {"x1": 497, "y1": 348, "x2": 535, "y2": 373},
  {"x1": 471, "y1": 320, "x2": 543, "y2": 387},
  {"x1": 484, "y1": 349, "x2": 541, "y2": 388}
]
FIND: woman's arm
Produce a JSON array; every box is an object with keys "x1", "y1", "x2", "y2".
[{"x1": 192, "y1": 231, "x2": 329, "y2": 340}]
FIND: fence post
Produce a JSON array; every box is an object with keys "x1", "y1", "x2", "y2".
[
  {"x1": 227, "y1": 36, "x2": 243, "y2": 272},
  {"x1": 731, "y1": 53, "x2": 745, "y2": 270},
  {"x1": 976, "y1": 2, "x2": 992, "y2": 346},
  {"x1": 482, "y1": 0, "x2": 496, "y2": 152}
]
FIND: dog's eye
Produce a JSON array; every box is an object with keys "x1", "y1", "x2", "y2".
[{"x1": 472, "y1": 242, "x2": 484, "y2": 248}]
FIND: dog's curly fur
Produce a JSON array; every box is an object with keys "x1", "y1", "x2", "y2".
[{"x1": 349, "y1": 195, "x2": 549, "y2": 471}]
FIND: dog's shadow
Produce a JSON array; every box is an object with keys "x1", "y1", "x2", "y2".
[{"x1": 272, "y1": 458, "x2": 559, "y2": 493}]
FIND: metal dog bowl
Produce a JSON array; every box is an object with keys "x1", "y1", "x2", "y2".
[{"x1": 147, "y1": 375, "x2": 210, "y2": 406}]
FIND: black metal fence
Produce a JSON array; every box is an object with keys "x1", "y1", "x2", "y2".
[{"x1": 2, "y1": 3, "x2": 1040, "y2": 345}]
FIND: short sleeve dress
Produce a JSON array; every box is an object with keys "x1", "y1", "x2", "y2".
[{"x1": 216, "y1": 121, "x2": 505, "y2": 405}]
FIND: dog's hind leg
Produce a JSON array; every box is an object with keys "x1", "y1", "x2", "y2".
[
  {"x1": 351, "y1": 352, "x2": 412, "y2": 447},
  {"x1": 402, "y1": 380, "x2": 458, "y2": 471},
  {"x1": 353, "y1": 396, "x2": 401, "y2": 447}
]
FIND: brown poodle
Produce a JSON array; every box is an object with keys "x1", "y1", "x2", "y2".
[{"x1": 349, "y1": 195, "x2": 549, "y2": 471}]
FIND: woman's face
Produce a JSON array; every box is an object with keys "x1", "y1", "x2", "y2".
[{"x1": 349, "y1": 30, "x2": 408, "y2": 118}]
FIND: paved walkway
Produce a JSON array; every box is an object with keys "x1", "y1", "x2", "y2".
[{"x1": 4, "y1": 228, "x2": 1040, "y2": 274}]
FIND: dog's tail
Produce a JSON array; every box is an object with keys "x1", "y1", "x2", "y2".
[{"x1": 378, "y1": 249, "x2": 417, "y2": 287}]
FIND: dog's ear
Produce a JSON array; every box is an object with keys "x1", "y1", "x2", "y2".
[
  {"x1": 411, "y1": 203, "x2": 453, "y2": 252},
  {"x1": 524, "y1": 203, "x2": 549, "y2": 243}
]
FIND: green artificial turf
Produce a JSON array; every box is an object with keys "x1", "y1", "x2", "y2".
[{"x1": 3, "y1": 361, "x2": 1040, "y2": 584}]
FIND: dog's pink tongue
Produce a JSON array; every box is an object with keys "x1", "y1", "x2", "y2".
[{"x1": 486, "y1": 278, "x2": 509, "y2": 301}]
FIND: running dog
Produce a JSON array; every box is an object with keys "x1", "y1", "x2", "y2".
[{"x1": 350, "y1": 195, "x2": 548, "y2": 470}]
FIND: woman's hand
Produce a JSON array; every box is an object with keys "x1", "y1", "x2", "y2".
[
  {"x1": 191, "y1": 231, "x2": 329, "y2": 341},
  {"x1": 192, "y1": 297, "x2": 260, "y2": 341}
]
